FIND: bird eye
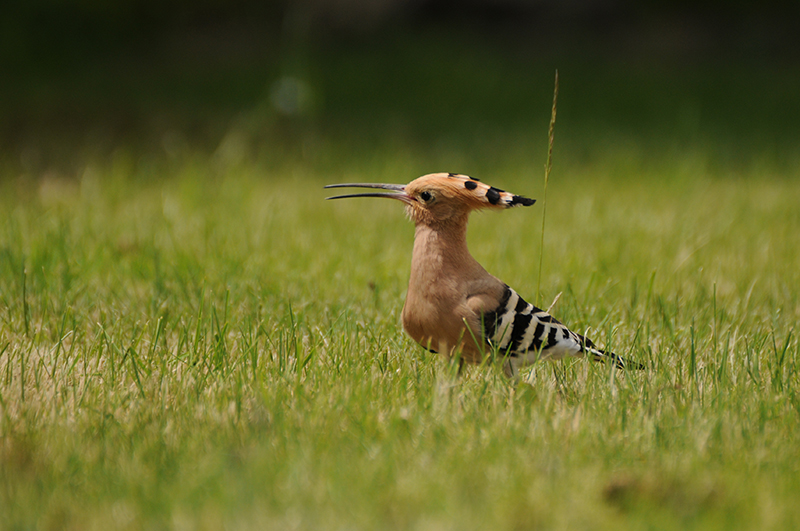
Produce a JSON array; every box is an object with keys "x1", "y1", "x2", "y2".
[{"x1": 420, "y1": 191, "x2": 432, "y2": 202}]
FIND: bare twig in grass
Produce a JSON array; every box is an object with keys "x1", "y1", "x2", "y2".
[{"x1": 546, "y1": 292, "x2": 562, "y2": 314}]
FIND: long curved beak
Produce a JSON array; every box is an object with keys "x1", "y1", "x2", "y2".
[{"x1": 324, "y1": 183, "x2": 412, "y2": 203}]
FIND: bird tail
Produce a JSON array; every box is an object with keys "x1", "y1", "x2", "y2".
[
  {"x1": 577, "y1": 334, "x2": 645, "y2": 370},
  {"x1": 587, "y1": 347, "x2": 645, "y2": 370}
]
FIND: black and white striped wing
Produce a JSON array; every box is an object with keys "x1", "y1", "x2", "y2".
[{"x1": 482, "y1": 285, "x2": 616, "y2": 367}]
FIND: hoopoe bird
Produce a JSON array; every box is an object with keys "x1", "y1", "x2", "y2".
[{"x1": 325, "y1": 172, "x2": 644, "y2": 377}]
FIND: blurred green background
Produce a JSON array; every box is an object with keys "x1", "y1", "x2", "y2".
[{"x1": 3, "y1": 0, "x2": 799, "y2": 178}]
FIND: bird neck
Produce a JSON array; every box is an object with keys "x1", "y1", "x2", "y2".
[{"x1": 408, "y1": 216, "x2": 481, "y2": 285}]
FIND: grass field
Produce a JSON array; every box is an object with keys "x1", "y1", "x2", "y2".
[{"x1": 2, "y1": 33, "x2": 800, "y2": 530}]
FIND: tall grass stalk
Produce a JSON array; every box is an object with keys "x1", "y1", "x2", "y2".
[{"x1": 537, "y1": 70, "x2": 558, "y2": 305}]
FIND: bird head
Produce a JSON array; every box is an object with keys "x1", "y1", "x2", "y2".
[{"x1": 325, "y1": 172, "x2": 535, "y2": 226}]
